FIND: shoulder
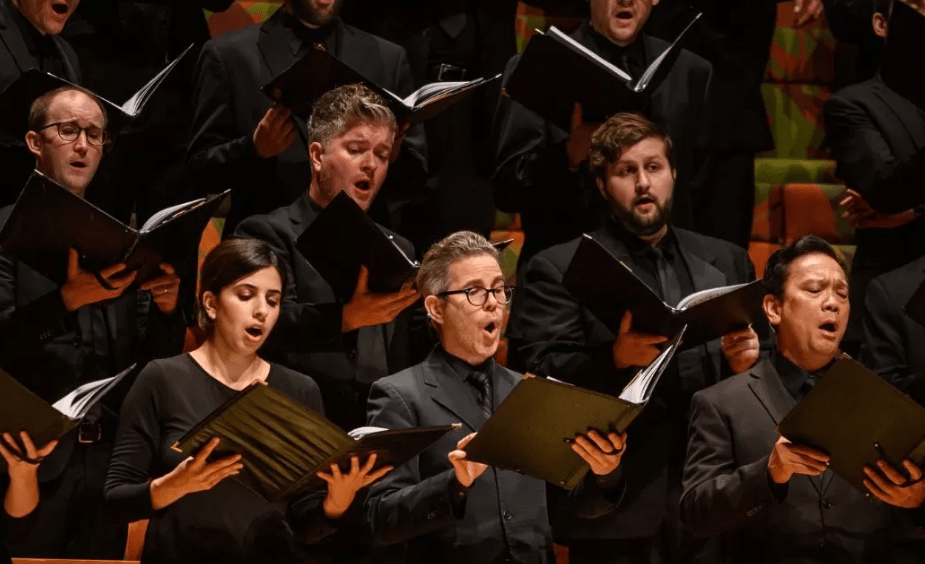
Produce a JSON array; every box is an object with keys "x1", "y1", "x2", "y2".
[
  {"x1": 203, "y1": 22, "x2": 262, "y2": 54},
  {"x1": 869, "y1": 256, "x2": 925, "y2": 307},
  {"x1": 267, "y1": 362, "x2": 322, "y2": 402},
  {"x1": 235, "y1": 205, "x2": 295, "y2": 241},
  {"x1": 342, "y1": 21, "x2": 407, "y2": 61},
  {"x1": 692, "y1": 370, "x2": 754, "y2": 411},
  {"x1": 372, "y1": 364, "x2": 421, "y2": 396},
  {"x1": 644, "y1": 34, "x2": 711, "y2": 76},
  {"x1": 525, "y1": 237, "x2": 582, "y2": 276},
  {"x1": 677, "y1": 229, "x2": 749, "y2": 263},
  {"x1": 133, "y1": 355, "x2": 193, "y2": 395},
  {"x1": 830, "y1": 79, "x2": 879, "y2": 105}
]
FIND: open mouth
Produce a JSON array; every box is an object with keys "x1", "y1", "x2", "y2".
[
  {"x1": 245, "y1": 326, "x2": 264, "y2": 338},
  {"x1": 70, "y1": 161, "x2": 87, "y2": 169},
  {"x1": 818, "y1": 322, "x2": 838, "y2": 336},
  {"x1": 483, "y1": 320, "x2": 500, "y2": 338},
  {"x1": 354, "y1": 179, "x2": 371, "y2": 192},
  {"x1": 615, "y1": 10, "x2": 634, "y2": 20},
  {"x1": 51, "y1": 2, "x2": 69, "y2": 15},
  {"x1": 635, "y1": 195, "x2": 655, "y2": 207}
]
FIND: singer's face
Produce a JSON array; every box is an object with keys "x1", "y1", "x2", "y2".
[
  {"x1": 288, "y1": 0, "x2": 343, "y2": 27},
  {"x1": 207, "y1": 266, "x2": 283, "y2": 355},
  {"x1": 588, "y1": 0, "x2": 658, "y2": 46},
  {"x1": 26, "y1": 90, "x2": 105, "y2": 198},
  {"x1": 16, "y1": 0, "x2": 80, "y2": 35},
  {"x1": 309, "y1": 121, "x2": 393, "y2": 211}
]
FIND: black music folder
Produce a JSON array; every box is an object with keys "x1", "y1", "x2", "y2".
[
  {"x1": 172, "y1": 383, "x2": 458, "y2": 501},
  {"x1": 262, "y1": 45, "x2": 500, "y2": 125},
  {"x1": 295, "y1": 190, "x2": 419, "y2": 301},
  {"x1": 0, "y1": 171, "x2": 228, "y2": 286},
  {"x1": 464, "y1": 328, "x2": 685, "y2": 489},
  {"x1": 562, "y1": 234, "x2": 766, "y2": 346},
  {"x1": 882, "y1": 1, "x2": 925, "y2": 111},
  {"x1": 503, "y1": 14, "x2": 701, "y2": 131},
  {"x1": 778, "y1": 357, "x2": 925, "y2": 492},
  {"x1": 0, "y1": 364, "x2": 135, "y2": 455},
  {"x1": 0, "y1": 44, "x2": 194, "y2": 138}
]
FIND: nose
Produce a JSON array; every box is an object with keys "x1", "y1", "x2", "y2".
[
  {"x1": 254, "y1": 297, "x2": 269, "y2": 320},
  {"x1": 636, "y1": 169, "x2": 651, "y2": 193},
  {"x1": 822, "y1": 290, "x2": 842, "y2": 312},
  {"x1": 72, "y1": 130, "x2": 89, "y2": 153},
  {"x1": 360, "y1": 150, "x2": 376, "y2": 173}
]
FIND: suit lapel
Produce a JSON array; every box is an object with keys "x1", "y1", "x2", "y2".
[
  {"x1": 872, "y1": 80, "x2": 925, "y2": 151},
  {"x1": 747, "y1": 358, "x2": 797, "y2": 426},
  {"x1": 424, "y1": 353, "x2": 486, "y2": 432},
  {"x1": 491, "y1": 364, "x2": 519, "y2": 410},
  {"x1": 674, "y1": 229, "x2": 727, "y2": 292},
  {"x1": 258, "y1": 7, "x2": 309, "y2": 145},
  {"x1": 51, "y1": 37, "x2": 78, "y2": 82},
  {"x1": 0, "y1": 3, "x2": 40, "y2": 74}
]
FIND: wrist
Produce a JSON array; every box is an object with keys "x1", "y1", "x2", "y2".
[
  {"x1": 322, "y1": 493, "x2": 349, "y2": 520},
  {"x1": 150, "y1": 476, "x2": 182, "y2": 510},
  {"x1": 60, "y1": 286, "x2": 82, "y2": 312}
]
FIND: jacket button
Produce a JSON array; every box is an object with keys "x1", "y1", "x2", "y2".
[
  {"x1": 347, "y1": 348, "x2": 357, "y2": 361},
  {"x1": 426, "y1": 511, "x2": 436, "y2": 520},
  {"x1": 502, "y1": 510, "x2": 513, "y2": 520},
  {"x1": 822, "y1": 498, "x2": 833, "y2": 510}
]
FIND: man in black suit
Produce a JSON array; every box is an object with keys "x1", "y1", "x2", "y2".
[
  {"x1": 364, "y1": 230, "x2": 626, "y2": 564},
  {"x1": 235, "y1": 84, "x2": 420, "y2": 433},
  {"x1": 682, "y1": 235, "x2": 925, "y2": 562},
  {"x1": 188, "y1": 0, "x2": 427, "y2": 238},
  {"x1": 825, "y1": 0, "x2": 925, "y2": 354},
  {"x1": 340, "y1": 0, "x2": 577, "y2": 253},
  {"x1": 0, "y1": 0, "x2": 81, "y2": 208},
  {"x1": 507, "y1": 112, "x2": 762, "y2": 563},
  {"x1": 493, "y1": 0, "x2": 714, "y2": 268},
  {"x1": 0, "y1": 86, "x2": 185, "y2": 558}
]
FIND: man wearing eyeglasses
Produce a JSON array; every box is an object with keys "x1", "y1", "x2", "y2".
[
  {"x1": 0, "y1": 0, "x2": 82, "y2": 208},
  {"x1": 364, "y1": 230, "x2": 627, "y2": 564},
  {"x1": 0, "y1": 86, "x2": 186, "y2": 559}
]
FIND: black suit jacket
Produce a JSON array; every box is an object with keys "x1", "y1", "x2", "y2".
[
  {"x1": 234, "y1": 193, "x2": 420, "y2": 431},
  {"x1": 364, "y1": 350, "x2": 622, "y2": 564},
  {"x1": 646, "y1": 0, "x2": 776, "y2": 153},
  {"x1": 506, "y1": 225, "x2": 757, "y2": 539},
  {"x1": 0, "y1": 205, "x2": 185, "y2": 481},
  {"x1": 860, "y1": 254, "x2": 925, "y2": 400},
  {"x1": 493, "y1": 22, "x2": 713, "y2": 267},
  {"x1": 0, "y1": 0, "x2": 80, "y2": 208},
  {"x1": 187, "y1": 7, "x2": 427, "y2": 236},
  {"x1": 825, "y1": 79, "x2": 925, "y2": 271},
  {"x1": 681, "y1": 358, "x2": 922, "y2": 563}
]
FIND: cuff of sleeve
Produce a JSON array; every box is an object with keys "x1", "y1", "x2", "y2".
[{"x1": 740, "y1": 456, "x2": 783, "y2": 519}]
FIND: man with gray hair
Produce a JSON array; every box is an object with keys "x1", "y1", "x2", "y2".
[
  {"x1": 364, "y1": 230, "x2": 627, "y2": 564},
  {"x1": 235, "y1": 84, "x2": 420, "y2": 433}
]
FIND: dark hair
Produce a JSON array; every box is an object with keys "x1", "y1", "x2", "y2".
[
  {"x1": 28, "y1": 86, "x2": 109, "y2": 132},
  {"x1": 873, "y1": 0, "x2": 894, "y2": 17},
  {"x1": 588, "y1": 112, "x2": 675, "y2": 179},
  {"x1": 763, "y1": 235, "x2": 848, "y2": 298},
  {"x1": 197, "y1": 238, "x2": 289, "y2": 333}
]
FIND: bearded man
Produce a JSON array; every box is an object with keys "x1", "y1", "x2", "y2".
[
  {"x1": 187, "y1": 0, "x2": 427, "y2": 237},
  {"x1": 506, "y1": 112, "x2": 763, "y2": 563}
]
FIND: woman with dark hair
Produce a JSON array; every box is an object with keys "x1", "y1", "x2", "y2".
[
  {"x1": 104, "y1": 238, "x2": 388, "y2": 564},
  {"x1": 1, "y1": 433, "x2": 56, "y2": 564}
]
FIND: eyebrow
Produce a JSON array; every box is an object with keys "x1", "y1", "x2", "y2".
[{"x1": 461, "y1": 276, "x2": 504, "y2": 287}]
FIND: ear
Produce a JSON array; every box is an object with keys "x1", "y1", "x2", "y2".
[
  {"x1": 424, "y1": 294, "x2": 445, "y2": 327},
  {"x1": 763, "y1": 293, "x2": 781, "y2": 328},
  {"x1": 595, "y1": 176, "x2": 607, "y2": 200},
  {"x1": 202, "y1": 291, "x2": 218, "y2": 321},
  {"x1": 652, "y1": 0, "x2": 661, "y2": 6},
  {"x1": 873, "y1": 13, "x2": 888, "y2": 39},
  {"x1": 308, "y1": 141, "x2": 325, "y2": 175},
  {"x1": 25, "y1": 131, "x2": 42, "y2": 159}
]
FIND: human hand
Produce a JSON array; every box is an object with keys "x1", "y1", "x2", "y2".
[
  {"x1": 565, "y1": 103, "x2": 602, "y2": 169},
  {"x1": 840, "y1": 189, "x2": 914, "y2": 229},
  {"x1": 612, "y1": 310, "x2": 669, "y2": 369},
  {"x1": 863, "y1": 458, "x2": 925, "y2": 509},
  {"x1": 150, "y1": 437, "x2": 243, "y2": 510},
  {"x1": 341, "y1": 266, "x2": 420, "y2": 332},
  {"x1": 721, "y1": 326, "x2": 760, "y2": 374},
  {"x1": 768, "y1": 436, "x2": 829, "y2": 484},
  {"x1": 252, "y1": 103, "x2": 298, "y2": 159},
  {"x1": 318, "y1": 453, "x2": 393, "y2": 519},
  {"x1": 0, "y1": 432, "x2": 56, "y2": 480},
  {"x1": 570, "y1": 429, "x2": 626, "y2": 476},
  {"x1": 449, "y1": 433, "x2": 488, "y2": 488},
  {"x1": 140, "y1": 263, "x2": 181, "y2": 315},
  {"x1": 793, "y1": 0, "x2": 824, "y2": 26},
  {"x1": 60, "y1": 248, "x2": 136, "y2": 311}
]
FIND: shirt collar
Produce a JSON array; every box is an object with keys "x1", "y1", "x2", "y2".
[
  {"x1": 583, "y1": 19, "x2": 646, "y2": 73},
  {"x1": 437, "y1": 346, "x2": 494, "y2": 383},
  {"x1": 606, "y1": 216, "x2": 677, "y2": 260},
  {"x1": 279, "y1": 8, "x2": 337, "y2": 56},
  {"x1": 772, "y1": 348, "x2": 837, "y2": 400}
]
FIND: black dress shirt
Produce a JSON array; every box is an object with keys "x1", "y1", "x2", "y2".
[
  {"x1": 280, "y1": 9, "x2": 337, "y2": 54},
  {"x1": 586, "y1": 22, "x2": 646, "y2": 81},
  {"x1": 7, "y1": 1, "x2": 65, "y2": 76},
  {"x1": 773, "y1": 349, "x2": 837, "y2": 401}
]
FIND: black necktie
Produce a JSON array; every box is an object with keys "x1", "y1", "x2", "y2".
[
  {"x1": 652, "y1": 247, "x2": 683, "y2": 308},
  {"x1": 466, "y1": 370, "x2": 493, "y2": 421},
  {"x1": 800, "y1": 372, "x2": 820, "y2": 399}
]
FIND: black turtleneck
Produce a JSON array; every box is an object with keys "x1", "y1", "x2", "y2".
[
  {"x1": 606, "y1": 217, "x2": 694, "y2": 306},
  {"x1": 772, "y1": 349, "x2": 837, "y2": 401},
  {"x1": 278, "y1": 8, "x2": 338, "y2": 56},
  {"x1": 7, "y1": 0, "x2": 65, "y2": 77},
  {"x1": 585, "y1": 20, "x2": 647, "y2": 81}
]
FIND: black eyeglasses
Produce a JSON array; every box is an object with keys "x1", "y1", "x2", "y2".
[
  {"x1": 38, "y1": 122, "x2": 108, "y2": 147},
  {"x1": 437, "y1": 286, "x2": 514, "y2": 306}
]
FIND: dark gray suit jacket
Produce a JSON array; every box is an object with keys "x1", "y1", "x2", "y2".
[
  {"x1": 187, "y1": 7, "x2": 427, "y2": 236},
  {"x1": 682, "y1": 358, "x2": 921, "y2": 563},
  {"x1": 364, "y1": 350, "x2": 622, "y2": 564}
]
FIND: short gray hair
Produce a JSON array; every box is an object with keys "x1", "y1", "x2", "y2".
[
  {"x1": 417, "y1": 231, "x2": 500, "y2": 297},
  {"x1": 308, "y1": 83, "x2": 397, "y2": 146}
]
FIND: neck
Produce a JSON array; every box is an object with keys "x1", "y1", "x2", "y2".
[
  {"x1": 590, "y1": 19, "x2": 634, "y2": 48},
  {"x1": 778, "y1": 345, "x2": 832, "y2": 373},
  {"x1": 285, "y1": 2, "x2": 324, "y2": 29},
  {"x1": 195, "y1": 337, "x2": 264, "y2": 388},
  {"x1": 307, "y1": 183, "x2": 330, "y2": 208},
  {"x1": 442, "y1": 342, "x2": 491, "y2": 367},
  {"x1": 640, "y1": 224, "x2": 668, "y2": 246}
]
